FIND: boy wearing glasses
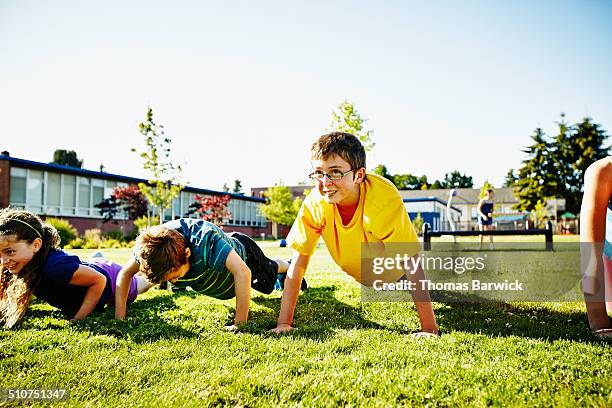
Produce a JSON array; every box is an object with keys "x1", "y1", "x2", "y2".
[{"x1": 271, "y1": 132, "x2": 440, "y2": 338}]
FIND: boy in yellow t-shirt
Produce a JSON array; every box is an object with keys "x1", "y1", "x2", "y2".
[{"x1": 271, "y1": 132, "x2": 439, "y2": 338}]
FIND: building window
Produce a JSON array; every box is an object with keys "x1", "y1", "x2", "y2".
[
  {"x1": 46, "y1": 172, "x2": 62, "y2": 214},
  {"x1": 77, "y1": 177, "x2": 91, "y2": 216},
  {"x1": 9, "y1": 167, "x2": 27, "y2": 205},
  {"x1": 26, "y1": 170, "x2": 44, "y2": 213}
]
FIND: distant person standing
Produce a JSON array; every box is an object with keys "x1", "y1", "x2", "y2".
[{"x1": 477, "y1": 189, "x2": 495, "y2": 250}]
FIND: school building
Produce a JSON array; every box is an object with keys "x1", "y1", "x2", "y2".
[{"x1": 0, "y1": 152, "x2": 270, "y2": 237}]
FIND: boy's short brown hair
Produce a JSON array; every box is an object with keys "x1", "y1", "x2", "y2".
[
  {"x1": 311, "y1": 132, "x2": 366, "y2": 171},
  {"x1": 134, "y1": 226, "x2": 188, "y2": 284}
]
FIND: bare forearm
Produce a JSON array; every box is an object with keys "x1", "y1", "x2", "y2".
[
  {"x1": 72, "y1": 281, "x2": 105, "y2": 320},
  {"x1": 115, "y1": 261, "x2": 139, "y2": 319},
  {"x1": 407, "y1": 262, "x2": 438, "y2": 331},
  {"x1": 277, "y1": 264, "x2": 306, "y2": 326},
  {"x1": 233, "y1": 268, "x2": 251, "y2": 324}
]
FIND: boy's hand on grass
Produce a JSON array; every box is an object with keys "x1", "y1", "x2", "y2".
[
  {"x1": 410, "y1": 330, "x2": 440, "y2": 339},
  {"x1": 224, "y1": 324, "x2": 240, "y2": 333},
  {"x1": 269, "y1": 323, "x2": 294, "y2": 334}
]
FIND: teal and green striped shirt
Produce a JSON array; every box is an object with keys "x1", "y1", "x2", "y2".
[{"x1": 166, "y1": 218, "x2": 246, "y2": 299}]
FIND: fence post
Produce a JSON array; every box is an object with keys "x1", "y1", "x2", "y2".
[
  {"x1": 545, "y1": 220, "x2": 553, "y2": 251},
  {"x1": 423, "y1": 222, "x2": 431, "y2": 251}
]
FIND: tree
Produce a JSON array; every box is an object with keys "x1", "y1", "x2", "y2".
[
  {"x1": 329, "y1": 101, "x2": 375, "y2": 151},
  {"x1": 393, "y1": 173, "x2": 425, "y2": 190},
  {"x1": 553, "y1": 115, "x2": 609, "y2": 213},
  {"x1": 132, "y1": 107, "x2": 183, "y2": 224},
  {"x1": 515, "y1": 115, "x2": 609, "y2": 214},
  {"x1": 222, "y1": 183, "x2": 230, "y2": 193},
  {"x1": 189, "y1": 194, "x2": 232, "y2": 227},
  {"x1": 259, "y1": 185, "x2": 303, "y2": 239},
  {"x1": 515, "y1": 128, "x2": 558, "y2": 212},
  {"x1": 372, "y1": 164, "x2": 394, "y2": 183},
  {"x1": 503, "y1": 169, "x2": 518, "y2": 187},
  {"x1": 232, "y1": 179, "x2": 243, "y2": 194},
  {"x1": 442, "y1": 170, "x2": 473, "y2": 188},
  {"x1": 51, "y1": 149, "x2": 82, "y2": 168},
  {"x1": 479, "y1": 180, "x2": 495, "y2": 199},
  {"x1": 95, "y1": 185, "x2": 148, "y2": 223}
]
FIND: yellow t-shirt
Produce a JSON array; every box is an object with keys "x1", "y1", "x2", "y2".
[{"x1": 287, "y1": 173, "x2": 420, "y2": 283}]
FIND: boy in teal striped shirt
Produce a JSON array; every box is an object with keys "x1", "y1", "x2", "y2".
[{"x1": 114, "y1": 218, "x2": 302, "y2": 330}]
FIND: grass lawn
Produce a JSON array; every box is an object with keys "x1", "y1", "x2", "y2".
[{"x1": 1, "y1": 238, "x2": 611, "y2": 406}]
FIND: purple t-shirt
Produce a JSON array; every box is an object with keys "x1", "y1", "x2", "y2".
[{"x1": 33, "y1": 250, "x2": 112, "y2": 318}]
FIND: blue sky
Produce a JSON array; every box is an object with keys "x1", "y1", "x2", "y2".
[{"x1": 1, "y1": 0, "x2": 610, "y2": 191}]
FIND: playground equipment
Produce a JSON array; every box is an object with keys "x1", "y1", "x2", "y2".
[{"x1": 422, "y1": 220, "x2": 554, "y2": 251}]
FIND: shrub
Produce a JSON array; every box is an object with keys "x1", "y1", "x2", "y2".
[
  {"x1": 83, "y1": 228, "x2": 103, "y2": 249},
  {"x1": 104, "y1": 229, "x2": 124, "y2": 241},
  {"x1": 101, "y1": 238, "x2": 124, "y2": 249},
  {"x1": 412, "y1": 213, "x2": 424, "y2": 235},
  {"x1": 45, "y1": 218, "x2": 78, "y2": 248},
  {"x1": 65, "y1": 237, "x2": 85, "y2": 249}
]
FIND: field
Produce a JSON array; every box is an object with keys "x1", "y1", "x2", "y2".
[{"x1": 1, "y1": 238, "x2": 612, "y2": 406}]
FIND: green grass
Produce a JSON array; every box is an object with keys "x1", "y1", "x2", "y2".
[{"x1": 1, "y1": 240, "x2": 611, "y2": 407}]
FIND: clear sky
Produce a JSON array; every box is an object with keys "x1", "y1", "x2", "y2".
[{"x1": 1, "y1": 0, "x2": 611, "y2": 192}]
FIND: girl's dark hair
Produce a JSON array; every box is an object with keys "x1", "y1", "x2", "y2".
[{"x1": 0, "y1": 208, "x2": 61, "y2": 328}]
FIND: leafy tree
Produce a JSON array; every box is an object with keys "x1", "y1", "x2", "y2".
[
  {"x1": 372, "y1": 164, "x2": 394, "y2": 183},
  {"x1": 132, "y1": 107, "x2": 183, "y2": 224},
  {"x1": 430, "y1": 180, "x2": 446, "y2": 190},
  {"x1": 233, "y1": 179, "x2": 243, "y2": 194},
  {"x1": 329, "y1": 101, "x2": 375, "y2": 151},
  {"x1": 515, "y1": 128, "x2": 558, "y2": 212},
  {"x1": 51, "y1": 149, "x2": 82, "y2": 168},
  {"x1": 188, "y1": 194, "x2": 232, "y2": 227},
  {"x1": 442, "y1": 170, "x2": 473, "y2": 188},
  {"x1": 95, "y1": 185, "x2": 148, "y2": 223},
  {"x1": 479, "y1": 180, "x2": 495, "y2": 199},
  {"x1": 222, "y1": 183, "x2": 230, "y2": 193},
  {"x1": 393, "y1": 173, "x2": 425, "y2": 190},
  {"x1": 259, "y1": 185, "x2": 303, "y2": 238}
]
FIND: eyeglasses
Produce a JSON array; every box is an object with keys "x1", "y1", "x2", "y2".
[{"x1": 308, "y1": 169, "x2": 353, "y2": 181}]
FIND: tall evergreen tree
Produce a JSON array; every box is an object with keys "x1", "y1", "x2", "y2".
[
  {"x1": 563, "y1": 117, "x2": 609, "y2": 213},
  {"x1": 515, "y1": 128, "x2": 558, "y2": 212}
]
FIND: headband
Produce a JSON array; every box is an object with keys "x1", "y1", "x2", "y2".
[{"x1": 6, "y1": 218, "x2": 43, "y2": 239}]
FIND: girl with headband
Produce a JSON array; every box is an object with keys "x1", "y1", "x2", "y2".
[{"x1": 0, "y1": 208, "x2": 153, "y2": 328}]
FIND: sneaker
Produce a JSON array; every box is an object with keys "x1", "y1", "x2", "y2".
[
  {"x1": 274, "y1": 273, "x2": 308, "y2": 291},
  {"x1": 91, "y1": 251, "x2": 105, "y2": 258}
]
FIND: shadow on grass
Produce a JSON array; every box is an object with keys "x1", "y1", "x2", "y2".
[
  {"x1": 243, "y1": 285, "x2": 389, "y2": 339},
  {"x1": 60, "y1": 293, "x2": 198, "y2": 343},
  {"x1": 431, "y1": 292, "x2": 599, "y2": 343}
]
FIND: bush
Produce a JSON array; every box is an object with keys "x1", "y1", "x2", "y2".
[
  {"x1": 65, "y1": 237, "x2": 85, "y2": 249},
  {"x1": 412, "y1": 213, "x2": 424, "y2": 235},
  {"x1": 104, "y1": 229, "x2": 124, "y2": 241},
  {"x1": 102, "y1": 238, "x2": 124, "y2": 249},
  {"x1": 45, "y1": 218, "x2": 78, "y2": 248},
  {"x1": 83, "y1": 228, "x2": 103, "y2": 249}
]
